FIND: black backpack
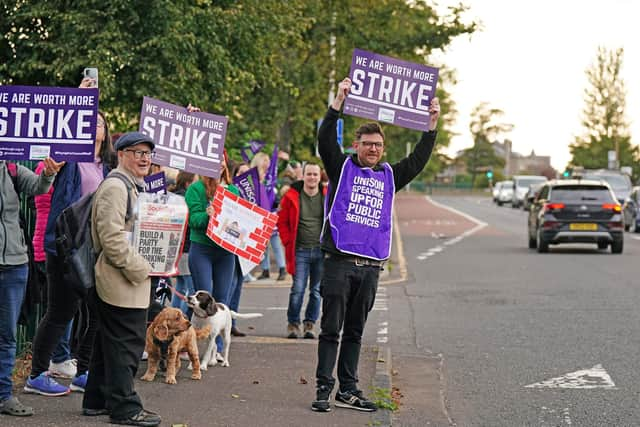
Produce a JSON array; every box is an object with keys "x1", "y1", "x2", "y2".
[{"x1": 54, "y1": 172, "x2": 133, "y2": 295}]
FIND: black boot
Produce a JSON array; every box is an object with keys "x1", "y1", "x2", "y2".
[
  {"x1": 258, "y1": 270, "x2": 270, "y2": 280},
  {"x1": 277, "y1": 267, "x2": 287, "y2": 281}
]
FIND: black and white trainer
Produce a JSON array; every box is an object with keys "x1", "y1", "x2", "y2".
[
  {"x1": 334, "y1": 389, "x2": 377, "y2": 412},
  {"x1": 311, "y1": 385, "x2": 332, "y2": 412}
]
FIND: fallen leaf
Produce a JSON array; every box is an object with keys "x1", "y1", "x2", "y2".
[
  {"x1": 253, "y1": 380, "x2": 260, "y2": 384},
  {"x1": 299, "y1": 376, "x2": 308, "y2": 384},
  {"x1": 248, "y1": 326, "x2": 255, "y2": 330},
  {"x1": 231, "y1": 394, "x2": 240, "y2": 399}
]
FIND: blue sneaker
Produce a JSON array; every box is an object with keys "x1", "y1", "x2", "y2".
[
  {"x1": 70, "y1": 372, "x2": 88, "y2": 392},
  {"x1": 24, "y1": 372, "x2": 70, "y2": 396}
]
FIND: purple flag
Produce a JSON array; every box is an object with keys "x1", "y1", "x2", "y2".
[
  {"x1": 232, "y1": 166, "x2": 261, "y2": 206},
  {"x1": 0, "y1": 85, "x2": 99, "y2": 162},
  {"x1": 139, "y1": 96, "x2": 227, "y2": 179},
  {"x1": 343, "y1": 48, "x2": 439, "y2": 132},
  {"x1": 144, "y1": 171, "x2": 167, "y2": 194},
  {"x1": 263, "y1": 145, "x2": 279, "y2": 209},
  {"x1": 240, "y1": 139, "x2": 266, "y2": 162}
]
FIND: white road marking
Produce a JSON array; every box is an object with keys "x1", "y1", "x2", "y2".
[
  {"x1": 525, "y1": 364, "x2": 616, "y2": 389},
  {"x1": 415, "y1": 197, "x2": 488, "y2": 261},
  {"x1": 377, "y1": 327, "x2": 388, "y2": 335},
  {"x1": 377, "y1": 337, "x2": 388, "y2": 343}
]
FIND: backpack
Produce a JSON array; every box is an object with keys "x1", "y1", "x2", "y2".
[{"x1": 54, "y1": 172, "x2": 133, "y2": 295}]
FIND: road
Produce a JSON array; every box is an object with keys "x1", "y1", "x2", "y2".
[{"x1": 389, "y1": 193, "x2": 640, "y2": 426}]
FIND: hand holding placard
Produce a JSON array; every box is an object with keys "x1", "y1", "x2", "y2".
[
  {"x1": 428, "y1": 97, "x2": 440, "y2": 131},
  {"x1": 332, "y1": 78, "x2": 352, "y2": 111},
  {"x1": 42, "y1": 157, "x2": 66, "y2": 176}
]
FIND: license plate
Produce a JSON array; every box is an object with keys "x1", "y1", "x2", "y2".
[{"x1": 569, "y1": 223, "x2": 598, "y2": 231}]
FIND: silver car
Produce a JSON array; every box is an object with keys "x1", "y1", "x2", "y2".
[{"x1": 496, "y1": 180, "x2": 513, "y2": 206}]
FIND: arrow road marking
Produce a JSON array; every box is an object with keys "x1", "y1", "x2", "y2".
[{"x1": 525, "y1": 364, "x2": 616, "y2": 389}]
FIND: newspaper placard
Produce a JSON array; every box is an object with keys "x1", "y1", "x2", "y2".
[
  {"x1": 133, "y1": 193, "x2": 189, "y2": 276},
  {"x1": 206, "y1": 186, "x2": 277, "y2": 265}
]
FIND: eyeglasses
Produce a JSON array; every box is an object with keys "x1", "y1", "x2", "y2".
[
  {"x1": 360, "y1": 141, "x2": 384, "y2": 149},
  {"x1": 124, "y1": 149, "x2": 155, "y2": 160}
]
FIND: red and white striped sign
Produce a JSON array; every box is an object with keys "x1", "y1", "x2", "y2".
[{"x1": 206, "y1": 186, "x2": 277, "y2": 264}]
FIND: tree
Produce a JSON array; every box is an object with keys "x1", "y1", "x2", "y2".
[
  {"x1": 1, "y1": 1, "x2": 477, "y2": 171},
  {"x1": 460, "y1": 102, "x2": 512, "y2": 187},
  {"x1": 568, "y1": 46, "x2": 638, "y2": 177}
]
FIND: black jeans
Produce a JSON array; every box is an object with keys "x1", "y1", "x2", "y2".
[
  {"x1": 315, "y1": 255, "x2": 379, "y2": 392},
  {"x1": 30, "y1": 253, "x2": 98, "y2": 377},
  {"x1": 82, "y1": 288, "x2": 147, "y2": 419}
]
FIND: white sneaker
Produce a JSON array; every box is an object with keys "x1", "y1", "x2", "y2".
[{"x1": 48, "y1": 359, "x2": 77, "y2": 379}]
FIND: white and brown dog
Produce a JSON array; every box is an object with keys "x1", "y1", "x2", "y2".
[{"x1": 186, "y1": 290, "x2": 262, "y2": 369}]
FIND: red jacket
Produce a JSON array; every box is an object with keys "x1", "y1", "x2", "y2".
[{"x1": 277, "y1": 181, "x2": 327, "y2": 276}]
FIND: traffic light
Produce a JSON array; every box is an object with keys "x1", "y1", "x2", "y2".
[
  {"x1": 563, "y1": 170, "x2": 570, "y2": 178},
  {"x1": 486, "y1": 170, "x2": 493, "y2": 179}
]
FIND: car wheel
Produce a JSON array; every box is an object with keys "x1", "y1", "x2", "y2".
[
  {"x1": 597, "y1": 242, "x2": 608, "y2": 250},
  {"x1": 497, "y1": 201, "x2": 503, "y2": 206},
  {"x1": 536, "y1": 229, "x2": 549, "y2": 253},
  {"x1": 611, "y1": 239, "x2": 623, "y2": 254}
]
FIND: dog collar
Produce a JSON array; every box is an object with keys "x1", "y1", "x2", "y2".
[{"x1": 153, "y1": 336, "x2": 174, "y2": 347}]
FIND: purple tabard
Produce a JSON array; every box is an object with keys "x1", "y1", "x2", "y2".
[{"x1": 328, "y1": 158, "x2": 395, "y2": 260}]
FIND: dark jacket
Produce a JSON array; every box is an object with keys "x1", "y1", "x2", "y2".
[
  {"x1": 318, "y1": 106, "x2": 437, "y2": 259},
  {"x1": 277, "y1": 180, "x2": 327, "y2": 275},
  {"x1": 44, "y1": 162, "x2": 111, "y2": 255}
]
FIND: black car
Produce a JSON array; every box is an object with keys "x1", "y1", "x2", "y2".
[{"x1": 528, "y1": 179, "x2": 624, "y2": 253}]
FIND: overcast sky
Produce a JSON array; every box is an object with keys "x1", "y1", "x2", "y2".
[{"x1": 433, "y1": 0, "x2": 639, "y2": 170}]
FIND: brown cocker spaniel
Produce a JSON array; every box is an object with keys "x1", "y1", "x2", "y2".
[{"x1": 141, "y1": 307, "x2": 211, "y2": 384}]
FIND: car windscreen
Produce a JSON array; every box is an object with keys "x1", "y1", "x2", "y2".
[
  {"x1": 516, "y1": 178, "x2": 546, "y2": 188},
  {"x1": 550, "y1": 186, "x2": 615, "y2": 202},
  {"x1": 583, "y1": 174, "x2": 631, "y2": 191}
]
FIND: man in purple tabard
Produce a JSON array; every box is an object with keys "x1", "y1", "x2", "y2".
[{"x1": 311, "y1": 77, "x2": 440, "y2": 413}]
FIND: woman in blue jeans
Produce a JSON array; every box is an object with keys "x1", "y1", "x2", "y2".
[
  {"x1": 0, "y1": 157, "x2": 61, "y2": 417},
  {"x1": 185, "y1": 161, "x2": 239, "y2": 353}
]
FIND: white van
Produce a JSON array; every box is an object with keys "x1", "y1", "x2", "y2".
[{"x1": 511, "y1": 175, "x2": 547, "y2": 208}]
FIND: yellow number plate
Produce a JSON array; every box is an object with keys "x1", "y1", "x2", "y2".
[{"x1": 569, "y1": 223, "x2": 598, "y2": 231}]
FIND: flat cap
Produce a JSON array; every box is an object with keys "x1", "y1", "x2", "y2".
[{"x1": 114, "y1": 132, "x2": 155, "y2": 151}]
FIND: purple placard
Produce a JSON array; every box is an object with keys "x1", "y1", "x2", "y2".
[
  {"x1": 232, "y1": 166, "x2": 261, "y2": 205},
  {"x1": 0, "y1": 85, "x2": 98, "y2": 161},
  {"x1": 139, "y1": 96, "x2": 227, "y2": 179},
  {"x1": 343, "y1": 48, "x2": 439, "y2": 132},
  {"x1": 144, "y1": 171, "x2": 167, "y2": 194}
]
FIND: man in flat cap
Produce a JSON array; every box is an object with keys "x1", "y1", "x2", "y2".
[{"x1": 82, "y1": 132, "x2": 161, "y2": 427}]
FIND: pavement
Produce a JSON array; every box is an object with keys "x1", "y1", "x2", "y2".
[{"x1": 4, "y1": 226, "x2": 406, "y2": 427}]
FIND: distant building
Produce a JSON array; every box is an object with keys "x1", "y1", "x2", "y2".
[{"x1": 495, "y1": 139, "x2": 554, "y2": 177}]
